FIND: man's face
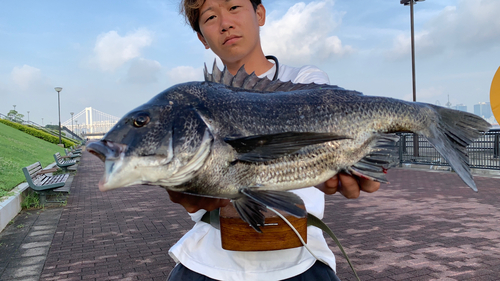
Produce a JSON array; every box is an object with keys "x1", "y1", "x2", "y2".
[{"x1": 197, "y1": 0, "x2": 265, "y2": 65}]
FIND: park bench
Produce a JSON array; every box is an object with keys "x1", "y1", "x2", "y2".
[
  {"x1": 22, "y1": 162, "x2": 69, "y2": 205},
  {"x1": 70, "y1": 145, "x2": 82, "y2": 153},
  {"x1": 54, "y1": 152, "x2": 77, "y2": 171},
  {"x1": 64, "y1": 148, "x2": 81, "y2": 159}
]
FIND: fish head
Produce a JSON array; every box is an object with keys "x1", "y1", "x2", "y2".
[{"x1": 87, "y1": 96, "x2": 213, "y2": 192}]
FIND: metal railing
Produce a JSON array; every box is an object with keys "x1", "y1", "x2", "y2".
[
  {"x1": 398, "y1": 129, "x2": 500, "y2": 170},
  {"x1": 1, "y1": 112, "x2": 83, "y2": 142}
]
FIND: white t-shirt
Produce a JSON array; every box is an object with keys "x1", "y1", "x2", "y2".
[{"x1": 168, "y1": 64, "x2": 335, "y2": 281}]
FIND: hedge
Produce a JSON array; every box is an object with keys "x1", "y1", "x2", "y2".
[{"x1": 0, "y1": 119, "x2": 77, "y2": 148}]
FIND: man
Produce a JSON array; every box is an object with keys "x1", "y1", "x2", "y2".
[{"x1": 167, "y1": 0, "x2": 380, "y2": 280}]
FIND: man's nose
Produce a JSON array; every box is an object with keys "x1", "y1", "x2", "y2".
[{"x1": 220, "y1": 13, "x2": 233, "y2": 32}]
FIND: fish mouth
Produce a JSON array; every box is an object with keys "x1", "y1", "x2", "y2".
[
  {"x1": 87, "y1": 140, "x2": 130, "y2": 191},
  {"x1": 87, "y1": 140, "x2": 128, "y2": 162}
]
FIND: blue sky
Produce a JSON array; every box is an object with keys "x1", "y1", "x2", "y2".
[{"x1": 1, "y1": 0, "x2": 499, "y2": 126}]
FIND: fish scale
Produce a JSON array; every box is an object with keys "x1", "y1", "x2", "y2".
[{"x1": 87, "y1": 63, "x2": 491, "y2": 232}]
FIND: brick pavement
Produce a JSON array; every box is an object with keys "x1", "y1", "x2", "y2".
[{"x1": 37, "y1": 149, "x2": 500, "y2": 281}]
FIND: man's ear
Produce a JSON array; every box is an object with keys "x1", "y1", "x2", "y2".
[
  {"x1": 256, "y1": 4, "x2": 266, "y2": 26},
  {"x1": 197, "y1": 32, "x2": 210, "y2": 49}
]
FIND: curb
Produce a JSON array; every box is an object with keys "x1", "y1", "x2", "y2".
[
  {"x1": 0, "y1": 162, "x2": 59, "y2": 233},
  {"x1": 0, "y1": 183, "x2": 29, "y2": 233},
  {"x1": 399, "y1": 163, "x2": 500, "y2": 178}
]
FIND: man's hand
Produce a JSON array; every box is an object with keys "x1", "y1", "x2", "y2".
[
  {"x1": 167, "y1": 190, "x2": 230, "y2": 213},
  {"x1": 315, "y1": 173, "x2": 380, "y2": 199}
]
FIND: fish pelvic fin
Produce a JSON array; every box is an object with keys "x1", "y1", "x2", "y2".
[
  {"x1": 232, "y1": 189, "x2": 307, "y2": 232},
  {"x1": 423, "y1": 105, "x2": 491, "y2": 191},
  {"x1": 347, "y1": 133, "x2": 400, "y2": 182}
]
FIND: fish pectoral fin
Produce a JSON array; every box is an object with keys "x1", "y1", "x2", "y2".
[
  {"x1": 225, "y1": 132, "x2": 350, "y2": 162},
  {"x1": 233, "y1": 188, "x2": 307, "y2": 232},
  {"x1": 348, "y1": 133, "x2": 400, "y2": 182}
]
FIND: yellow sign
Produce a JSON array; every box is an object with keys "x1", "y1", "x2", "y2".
[{"x1": 492, "y1": 66, "x2": 500, "y2": 124}]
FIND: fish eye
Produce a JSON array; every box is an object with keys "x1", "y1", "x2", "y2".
[{"x1": 133, "y1": 113, "x2": 150, "y2": 128}]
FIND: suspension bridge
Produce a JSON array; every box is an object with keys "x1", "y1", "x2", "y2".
[{"x1": 62, "y1": 107, "x2": 120, "y2": 139}]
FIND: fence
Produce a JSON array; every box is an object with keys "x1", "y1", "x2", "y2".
[
  {"x1": 398, "y1": 129, "x2": 500, "y2": 170},
  {"x1": 0, "y1": 112, "x2": 83, "y2": 142}
]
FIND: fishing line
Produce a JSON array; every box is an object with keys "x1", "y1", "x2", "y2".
[
  {"x1": 267, "y1": 206, "x2": 361, "y2": 281},
  {"x1": 266, "y1": 206, "x2": 324, "y2": 263}
]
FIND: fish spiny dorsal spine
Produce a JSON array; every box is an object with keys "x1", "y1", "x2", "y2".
[{"x1": 203, "y1": 60, "x2": 347, "y2": 93}]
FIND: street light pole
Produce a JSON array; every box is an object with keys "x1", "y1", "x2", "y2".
[
  {"x1": 55, "y1": 87, "x2": 63, "y2": 145},
  {"x1": 409, "y1": 0, "x2": 416, "y2": 103},
  {"x1": 27, "y1": 111, "x2": 30, "y2": 123},
  {"x1": 70, "y1": 112, "x2": 74, "y2": 137},
  {"x1": 401, "y1": 0, "x2": 424, "y2": 157}
]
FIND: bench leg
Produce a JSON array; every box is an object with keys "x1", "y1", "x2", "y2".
[{"x1": 39, "y1": 193, "x2": 47, "y2": 206}]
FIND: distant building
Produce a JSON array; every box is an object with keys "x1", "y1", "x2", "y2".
[
  {"x1": 452, "y1": 104, "x2": 467, "y2": 112},
  {"x1": 474, "y1": 102, "x2": 492, "y2": 119}
]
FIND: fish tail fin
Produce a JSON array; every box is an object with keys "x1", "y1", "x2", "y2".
[{"x1": 422, "y1": 104, "x2": 490, "y2": 191}]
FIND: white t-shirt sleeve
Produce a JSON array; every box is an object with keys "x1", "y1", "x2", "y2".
[{"x1": 292, "y1": 65, "x2": 330, "y2": 85}]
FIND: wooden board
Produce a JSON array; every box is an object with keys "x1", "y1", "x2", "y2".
[{"x1": 219, "y1": 203, "x2": 307, "y2": 251}]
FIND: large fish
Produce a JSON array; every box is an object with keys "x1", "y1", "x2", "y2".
[{"x1": 88, "y1": 63, "x2": 490, "y2": 231}]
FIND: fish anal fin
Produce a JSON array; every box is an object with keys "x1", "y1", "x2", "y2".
[
  {"x1": 225, "y1": 132, "x2": 350, "y2": 163},
  {"x1": 348, "y1": 134, "x2": 400, "y2": 182}
]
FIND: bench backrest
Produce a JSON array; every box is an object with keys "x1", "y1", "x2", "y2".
[
  {"x1": 23, "y1": 162, "x2": 43, "y2": 178},
  {"x1": 22, "y1": 162, "x2": 46, "y2": 187}
]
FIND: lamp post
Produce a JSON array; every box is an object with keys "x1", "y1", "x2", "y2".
[
  {"x1": 401, "y1": 0, "x2": 424, "y2": 157},
  {"x1": 27, "y1": 111, "x2": 30, "y2": 123},
  {"x1": 13, "y1": 105, "x2": 16, "y2": 111},
  {"x1": 75, "y1": 120, "x2": 78, "y2": 136},
  {"x1": 70, "y1": 112, "x2": 74, "y2": 134},
  {"x1": 55, "y1": 87, "x2": 63, "y2": 144}
]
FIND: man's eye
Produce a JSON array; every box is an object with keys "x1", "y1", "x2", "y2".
[
  {"x1": 230, "y1": 6, "x2": 240, "y2": 11},
  {"x1": 205, "y1": 15, "x2": 216, "y2": 23}
]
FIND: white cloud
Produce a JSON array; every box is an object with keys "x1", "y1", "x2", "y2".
[
  {"x1": 166, "y1": 66, "x2": 204, "y2": 84},
  {"x1": 404, "y1": 86, "x2": 445, "y2": 104},
  {"x1": 388, "y1": 0, "x2": 500, "y2": 60},
  {"x1": 93, "y1": 29, "x2": 153, "y2": 72},
  {"x1": 125, "y1": 58, "x2": 161, "y2": 84},
  {"x1": 10, "y1": 65, "x2": 43, "y2": 90},
  {"x1": 261, "y1": 0, "x2": 353, "y2": 65}
]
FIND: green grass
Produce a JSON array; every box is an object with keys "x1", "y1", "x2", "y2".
[{"x1": 0, "y1": 122, "x2": 67, "y2": 199}]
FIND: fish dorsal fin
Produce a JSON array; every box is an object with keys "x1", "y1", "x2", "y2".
[{"x1": 204, "y1": 60, "x2": 351, "y2": 93}]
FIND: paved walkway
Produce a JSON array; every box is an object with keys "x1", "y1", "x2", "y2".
[{"x1": 1, "y1": 149, "x2": 500, "y2": 281}]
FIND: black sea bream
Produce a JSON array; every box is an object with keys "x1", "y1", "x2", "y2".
[{"x1": 88, "y1": 63, "x2": 491, "y2": 231}]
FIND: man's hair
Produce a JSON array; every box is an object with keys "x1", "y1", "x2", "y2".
[{"x1": 180, "y1": 0, "x2": 262, "y2": 34}]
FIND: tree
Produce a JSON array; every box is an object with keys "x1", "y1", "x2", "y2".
[
  {"x1": 7, "y1": 110, "x2": 24, "y2": 123},
  {"x1": 45, "y1": 124, "x2": 59, "y2": 130}
]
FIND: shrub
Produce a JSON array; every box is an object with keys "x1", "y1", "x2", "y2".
[{"x1": 0, "y1": 119, "x2": 76, "y2": 148}]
